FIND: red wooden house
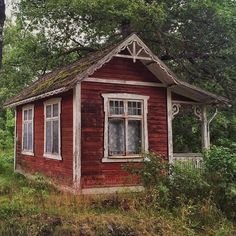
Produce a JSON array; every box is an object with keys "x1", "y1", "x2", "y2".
[{"x1": 4, "y1": 34, "x2": 229, "y2": 194}]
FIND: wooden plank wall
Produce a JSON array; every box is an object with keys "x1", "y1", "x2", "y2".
[
  {"x1": 81, "y1": 57, "x2": 168, "y2": 188},
  {"x1": 16, "y1": 90, "x2": 74, "y2": 185}
]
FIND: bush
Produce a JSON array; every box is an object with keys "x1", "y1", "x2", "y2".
[
  {"x1": 169, "y1": 163, "x2": 210, "y2": 205},
  {"x1": 0, "y1": 152, "x2": 14, "y2": 174},
  {"x1": 204, "y1": 145, "x2": 236, "y2": 219},
  {"x1": 125, "y1": 152, "x2": 210, "y2": 209},
  {"x1": 126, "y1": 148, "x2": 236, "y2": 218}
]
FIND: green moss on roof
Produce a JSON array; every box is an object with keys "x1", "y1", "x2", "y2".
[
  {"x1": 4, "y1": 41, "x2": 118, "y2": 107},
  {"x1": 31, "y1": 62, "x2": 92, "y2": 96}
]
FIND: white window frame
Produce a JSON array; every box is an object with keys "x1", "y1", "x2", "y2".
[
  {"x1": 21, "y1": 104, "x2": 34, "y2": 156},
  {"x1": 43, "y1": 98, "x2": 62, "y2": 160},
  {"x1": 102, "y1": 93, "x2": 149, "y2": 162}
]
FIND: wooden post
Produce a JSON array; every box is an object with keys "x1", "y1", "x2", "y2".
[
  {"x1": 73, "y1": 82, "x2": 81, "y2": 189},
  {"x1": 14, "y1": 108, "x2": 17, "y2": 171},
  {"x1": 201, "y1": 105, "x2": 209, "y2": 150},
  {"x1": 167, "y1": 88, "x2": 173, "y2": 163}
]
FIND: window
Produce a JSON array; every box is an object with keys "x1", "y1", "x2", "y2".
[
  {"x1": 22, "y1": 105, "x2": 34, "y2": 155},
  {"x1": 102, "y1": 93, "x2": 149, "y2": 162},
  {"x1": 44, "y1": 98, "x2": 61, "y2": 160}
]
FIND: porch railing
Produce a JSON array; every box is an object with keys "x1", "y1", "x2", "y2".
[{"x1": 173, "y1": 153, "x2": 203, "y2": 169}]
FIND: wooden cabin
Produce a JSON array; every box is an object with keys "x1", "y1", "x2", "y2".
[{"x1": 4, "y1": 34, "x2": 229, "y2": 194}]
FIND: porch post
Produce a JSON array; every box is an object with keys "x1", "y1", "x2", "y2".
[
  {"x1": 14, "y1": 108, "x2": 17, "y2": 171},
  {"x1": 201, "y1": 105, "x2": 209, "y2": 150},
  {"x1": 167, "y1": 88, "x2": 173, "y2": 163}
]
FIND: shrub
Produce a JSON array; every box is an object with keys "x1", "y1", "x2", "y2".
[
  {"x1": 130, "y1": 147, "x2": 236, "y2": 219},
  {"x1": 169, "y1": 163, "x2": 210, "y2": 205},
  {"x1": 204, "y1": 145, "x2": 236, "y2": 219},
  {"x1": 125, "y1": 152, "x2": 210, "y2": 209},
  {"x1": 125, "y1": 152, "x2": 170, "y2": 189},
  {"x1": 0, "y1": 152, "x2": 14, "y2": 174}
]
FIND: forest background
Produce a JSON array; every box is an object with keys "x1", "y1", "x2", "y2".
[{"x1": 0, "y1": 0, "x2": 235, "y2": 154}]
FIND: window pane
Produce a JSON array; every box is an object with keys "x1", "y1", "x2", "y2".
[
  {"x1": 46, "y1": 121, "x2": 52, "y2": 153},
  {"x1": 53, "y1": 104, "x2": 59, "y2": 117},
  {"x1": 28, "y1": 122, "x2": 33, "y2": 151},
  {"x1": 28, "y1": 109, "x2": 33, "y2": 120},
  {"x1": 128, "y1": 101, "x2": 142, "y2": 115},
  {"x1": 46, "y1": 105, "x2": 52, "y2": 118},
  {"x1": 52, "y1": 120, "x2": 59, "y2": 154},
  {"x1": 23, "y1": 123, "x2": 28, "y2": 150},
  {"x1": 127, "y1": 120, "x2": 142, "y2": 154},
  {"x1": 24, "y1": 110, "x2": 28, "y2": 121},
  {"x1": 108, "y1": 119, "x2": 125, "y2": 155},
  {"x1": 109, "y1": 100, "x2": 124, "y2": 115}
]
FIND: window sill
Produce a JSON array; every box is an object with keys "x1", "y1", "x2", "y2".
[
  {"x1": 44, "y1": 153, "x2": 62, "y2": 161},
  {"x1": 21, "y1": 151, "x2": 34, "y2": 156},
  {"x1": 102, "y1": 156, "x2": 143, "y2": 163}
]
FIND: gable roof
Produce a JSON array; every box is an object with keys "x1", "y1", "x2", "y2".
[{"x1": 4, "y1": 34, "x2": 229, "y2": 108}]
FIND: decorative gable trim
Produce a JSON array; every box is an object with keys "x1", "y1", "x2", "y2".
[{"x1": 76, "y1": 34, "x2": 178, "y2": 86}]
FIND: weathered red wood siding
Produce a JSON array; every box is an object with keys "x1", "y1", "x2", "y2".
[
  {"x1": 81, "y1": 57, "x2": 167, "y2": 188},
  {"x1": 16, "y1": 90, "x2": 73, "y2": 185},
  {"x1": 92, "y1": 57, "x2": 162, "y2": 83}
]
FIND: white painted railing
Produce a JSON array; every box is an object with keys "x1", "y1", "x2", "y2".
[{"x1": 173, "y1": 153, "x2": 203, "y2": 169}]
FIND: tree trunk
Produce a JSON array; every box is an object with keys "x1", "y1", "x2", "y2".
[
  {"x1": 120, "y1": 19, "x2": 134, "y2": 38},
  {"x1": 0, "y1": 0, "x2": 6, "y2": 68}
]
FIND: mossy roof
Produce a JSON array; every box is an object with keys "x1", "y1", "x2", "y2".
[{"x1": 4, "y1": 42, "x2": 118, "y2": 107}]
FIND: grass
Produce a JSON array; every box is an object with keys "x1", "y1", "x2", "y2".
[{"x1": 0, "y1": 153, "x2": 236, "y2": 235}]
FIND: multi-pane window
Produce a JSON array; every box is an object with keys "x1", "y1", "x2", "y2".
[
  {"x1": 22, "y1": 106, "x2": 34, "y2": 154},
  {"x1": 102, "y1": 94, "x2": 149, "y2": 160},
  {"x1": 44, "y1": 99, "x2": 61, "y2": 159}
]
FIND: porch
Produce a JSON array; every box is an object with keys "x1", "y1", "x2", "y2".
[{"x1": 168, "y1": 91, "x2": 218, "y2": 167}]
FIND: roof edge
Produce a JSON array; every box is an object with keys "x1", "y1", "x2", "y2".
[
  {"x1": 3, "y1": 87, "x2": 68, "y2": 108},
  {"x1": 174, "y1": 80, "x2": 230, "y2": 106}
]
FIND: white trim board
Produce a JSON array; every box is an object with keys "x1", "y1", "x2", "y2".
[
  {"x1": 84, "y1": 77, "x2": 165, "y2": 87},
  {"x1": 167, "y1": 88, "x2": 173, "y2": 163},
  {"x1": 172, "y1": 100, "x2": 202, "y2": 105},
  {"x1": 82, "y1": 186, "x2": 144, "y2": 195},
  {"x1": 73, "y1": 83, "x2": 81, "y2": 187},
  {"x1": 4, "y1": 87, "x2": 67, "y2": 108},
  {"x1": 14, "y1": 109, "x2": 17, "y2": 171}
]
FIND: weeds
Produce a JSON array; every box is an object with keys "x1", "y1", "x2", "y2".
[{"x1": 0, "y1": 149, "x2": 236, "y2": 235}]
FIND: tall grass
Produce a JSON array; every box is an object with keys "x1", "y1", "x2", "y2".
[{"x1": 0, "y1": 151, "x2": 236, "y2": 235}]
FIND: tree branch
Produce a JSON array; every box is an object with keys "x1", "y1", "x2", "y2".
[{"x1": 61, "y1": 46, "x2": 97, "y2": 56}]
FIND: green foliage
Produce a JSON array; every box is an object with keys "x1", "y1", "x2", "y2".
[
  {"x1": 125, "y1": 152, "x2": 169, "y2": 189},
  {"x1": 0, "y1": 0, "x2": 235, "y2": 153},
  {"x1": 169, "y1": 163, "x2": 210, "y2": 205},
  {"x1": 127, "y1": 149, "x2": 236, "y2": 220},
  {"x1": 173, "y1": 110, "x2": 202, "y2": 153},
  {"x1": 17, "y1": 0, "x2": 235, "y2": 101},
  {"x1": 204, "y1": 146, "x2": 236, "y2": 219},
  {"x1": 0, "y1": 109, "x2": 15, "y2": 151},
  {"x1": 0, "y1": 151, "x2": 236, "y2": 235}
]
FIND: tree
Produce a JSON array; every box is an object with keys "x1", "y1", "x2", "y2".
[
  {"x1": 17, "y1": 0, "x2": 235, "y2": 99},
  {"x1": 0, "y1": 0, "x2": 5, "y2": 68},
  {"x1": 0, "y1": 0, "x2": 235, "y2": 151}
]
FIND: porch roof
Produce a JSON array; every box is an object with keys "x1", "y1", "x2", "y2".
[{"x1": 4, "y1": 34, "x2": 230, "y2": 108}]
